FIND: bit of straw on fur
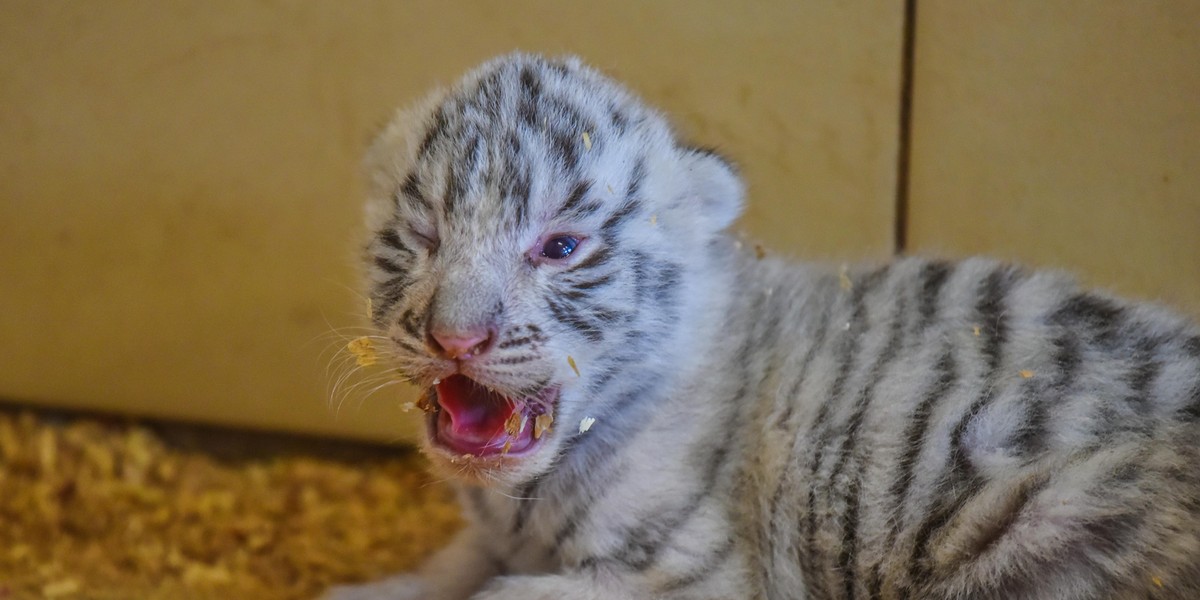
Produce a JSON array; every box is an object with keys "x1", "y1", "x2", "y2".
[
  {"x1": 346, "y1": 337, "x2": 377, "y2": 367},
  {"x1": 579, "y1": 416, "x2": 596, "y2": 434},
  {"x1": 839, "y1": 264, "x2": 853, "y2": 292}
]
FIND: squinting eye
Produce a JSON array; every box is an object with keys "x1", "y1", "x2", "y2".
[
  {"x1": 541, "y1": 236, "x2": 579, "y2": 260},
  {"x1": 412, "y1": 229, "x2": 439, "y2": 252}
]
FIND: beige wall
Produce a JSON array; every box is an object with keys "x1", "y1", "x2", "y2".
[
  {"x1": 0, "y1": 2, "x2": 903, "y2": 440},
  {"x1": 908, "y1": 2, "x2": 1200, "y2": 316},
  {"x1": 4, "y1": 2, "x2": 1197, "y2": 442}
]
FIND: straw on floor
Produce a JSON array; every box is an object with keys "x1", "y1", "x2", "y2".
[{"x1": 0, "y1": 407, "x2": 459, "y2": 599}]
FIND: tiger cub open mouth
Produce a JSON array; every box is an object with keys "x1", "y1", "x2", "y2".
[{"x1": 425, "y1": 375, "x2": 558, "y2": 458}]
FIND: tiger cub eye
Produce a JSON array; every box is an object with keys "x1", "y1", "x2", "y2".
[{"x1": 540, "y1": 236, "x2": 579, "y2": 260}]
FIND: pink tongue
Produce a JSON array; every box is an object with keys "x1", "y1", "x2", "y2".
[{"x1": 435, "y1": 376, "x2": 515, "y2": 449}]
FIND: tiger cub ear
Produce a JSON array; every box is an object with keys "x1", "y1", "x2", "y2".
[{"x1": 679, "y1": 146, "x2": 745, "y2": 233}]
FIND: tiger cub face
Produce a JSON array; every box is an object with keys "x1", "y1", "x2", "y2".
[{"x1": 362, "y1": 54, "x2": 743, "y2": 487}]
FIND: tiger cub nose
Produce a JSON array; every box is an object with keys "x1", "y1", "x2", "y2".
[{"x1": 428, "y1": 327, "x2": 495, "y2": 360}]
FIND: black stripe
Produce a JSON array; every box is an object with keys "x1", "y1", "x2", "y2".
[
  {"x1": 541, "y1": 385, "x2": 661, "y2": 547},
  {"x1": 691, "y1": 278, "x2": 777, "y2": 591},
  {"x1": 649, "y1": 261, "x2": 682, "y2": 309},
  {"x1": 1181, "y1": 378, "x2": 1200, "y2": 423},
  {"x1": 485, "y1": 549, "x2": 509, "y2": 577},
  {"x1": 1080, "y1": 512, "x2": 1144, "y2": 557},
  {"x1": 956, "y1": 474, "x2": 1049, "y2": 565},
  {"x1": 946, "y1": 266, "x2": 1017, "y2": 475},
  {"x1": 399, "y1": 172, "x2": 430, "y2": 212},
  {"x1": 916, "y1": 260, "x2": 951, "y2": 331},
  {"x1": 833, "y1": 292, "x2": 910, "y2": 600},
  {"x1": 625, "y1": 157, "x2": 646, "y2": 200},
  {"x1": 373, "y1": 255, "x2": 406, "y2": 274},
  {"x1": 761, "y1": 301, "x2": 836, "y2": 593},
  {"x1": 510, "y1": 477, "x2": 543, "y2": 534},
  {"x1": 1173, "y1": 336, "x2": 1200, "y2": 422},
  {"x1": 771, "y1": 303, "x2": 835, "y2": 431},
  {"x1": 801, "y1": 266, "x2": 889, "y2": 599},
  {"x1": 372, "y1": 276, "x2": 413, "y2": 321},
  {"x1": 976, "y1": 266, "x2": 1014, "y2": 373},
  {"x1": 518, "y1": 96, "x2": 539, "y2": 128},
  {"x1": 520, "y1": 66, "x2": 542, "y2": 100},
  {"x1": 557, "y1": 179, "x2": 593, "y2": 218},
  {"x1": 390, "y1": 336, "x2": 420, "y2": 355},
  {"x1": 493, "y1": 354, "x2": 536, "y2": 366},
  {"x1": 1185, "y1": 334, "x2": 1200, "y2": 359},
  {"x1": 497, "y1": 336, "x2": 536, "y2": 350},
  {"x1": 1126, "y1": 338, "x2": 1161, "y2": 415},
  {"x1": 469, "y1": 69, "x2": 504, "y2": 112},
  {"x1": 570, "y1": 273, "x2": 615, "y2": 291},
  {"x1": 1050, "y1": 292, "x2": 1125, "y2": 347},
  {"x1": 569, "y1": 245, "x2": 612, "y2": 273},
  {"x1": 543, "y1": 93, "x2": 590, "y2": 129},
  {"x1": 608, "y1": 105, "x2": 629, "y2": 134},
  {"x1": 443, "y1": 162, "x2": 467, "y2": 219},
  {"x1": 885, "y1": 348, "x2": 956, "y2": 531},
  {"x1": 1015, "y1": 333, "x2": 1080, "y2": 457},
  {"x1": 655, "y1": 535, "x2": 735, "y2": 593},
  {"x1": 503, "y1": 164, "x2": 532, "y2": 229},
  {"x1": 905, "y1": 265, "x2": 1016, "y2": 594},
  {"x1": 587, "y1": 434, "x2": 733, "y2": 571},
  {"x1": 549, "y1": 128, "x2": 580, "y2": 171},
  {"x1": 626, "y1": 251, "x2": 651, "y2": 302},
  {"x1": 601, "y1": 200, "x2": 639, "y2": 236},
  {"x1": 378, "y1": 228, "x2": 411, "y2": 255},
  {"x1": 584, "y1": 361, "x2": 621, "y2": 396},
  {"x1": 398, "y1": 308, "x2": 422, "y2": 340},
  {"x1": 681, "y1": 144, "x2": 726, "y2": 160},
  {"x1": 417, "y1": 106, "x2": 448, "y2": 158},
  {"x1": 506, "y1": 130, "x2": 522, "y2": 160},
  {"x1": 546, "y1": 297, "x2": 603, "y2": 342},
  {"x1": 447, "y1": 134, "x2": 482, "y2": 218}
]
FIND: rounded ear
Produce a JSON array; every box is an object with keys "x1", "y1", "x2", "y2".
[{"x1": 679, "y1": 147, "x2": 745, "y2": 233}]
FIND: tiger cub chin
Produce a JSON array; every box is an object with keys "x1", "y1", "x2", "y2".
[{"x1": 327, "y1": 53, "x2": 1200, "y2": 600}]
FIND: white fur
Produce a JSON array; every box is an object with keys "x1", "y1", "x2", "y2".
[{"x1": 330, "y1": 55, "x2": 1200, "y2": 600}]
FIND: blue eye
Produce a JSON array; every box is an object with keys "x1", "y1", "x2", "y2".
[{"x1": 541, "y1": 236, "x2": 579, "y2": 260}]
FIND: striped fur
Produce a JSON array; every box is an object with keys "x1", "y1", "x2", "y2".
[{"x1": 328, "y1": 54, "x2": 1200, "y2": 600}]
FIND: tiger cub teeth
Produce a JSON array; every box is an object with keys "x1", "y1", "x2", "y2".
[
  {"x1": 533, "y1": 413, "x2": 554, "y2": 439},
  {"x1": 504, "y1": 412, "x2": 526, "y2": 437}
]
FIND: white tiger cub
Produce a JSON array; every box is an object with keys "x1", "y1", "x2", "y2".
[{"x1": 328, "y1": 53, "x2": 1200, "y2": 600}]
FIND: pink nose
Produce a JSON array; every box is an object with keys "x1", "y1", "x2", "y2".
[{"x1": 428, "y1": 328, "x2": 494, "y2": 360}]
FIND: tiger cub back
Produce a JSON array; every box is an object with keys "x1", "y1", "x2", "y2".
[{"x1": 741, "y1": 257, "x2": 1200, "y2": 599}]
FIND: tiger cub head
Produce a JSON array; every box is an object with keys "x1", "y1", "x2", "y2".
[{"x1": 362, "y1": 53, "x2": 743, "y2": 486}]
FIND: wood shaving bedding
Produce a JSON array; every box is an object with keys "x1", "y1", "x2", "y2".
[{"x1": 0, "y1": 408, "x2": 459, "y2": 599}]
